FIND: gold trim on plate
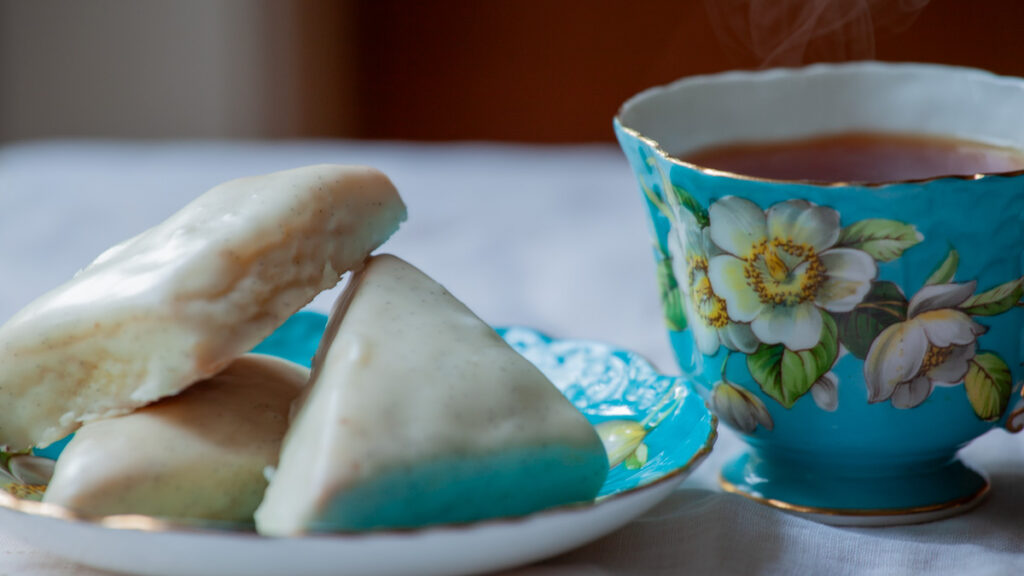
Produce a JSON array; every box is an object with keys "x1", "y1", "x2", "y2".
[{"x1": 0, "y1": 397, "x2": 719, "y2": 538}]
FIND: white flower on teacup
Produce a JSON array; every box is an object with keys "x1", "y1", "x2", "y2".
[
  {"x1": 706, "y1": 197, "x2": 877, "y2": 350},
  {"x1": 711, "y1": 381, "x2": 773, "y2": 434},
  {"x1": 667, "y1": 208, "x2": 758, "y2": 356},
  {"x1": 810, "y1": 372, "x2": 840, "y2": 412},
  {"x1": 864, "y1": 282, "x2": 987, "y2": 409}
]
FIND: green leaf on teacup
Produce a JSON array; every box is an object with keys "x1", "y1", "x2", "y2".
[
  {"x1": 640, "y1": 180, "x2": 673, "y2": 222},
  {"x1": 746, "y1": 314, "x2": 839, "y2": 409},
  {"x1": 656, "y1": 257, "x2": 687, "y2": 331},
  {"x1": 959, "y1": 277, "x2": 1024, "y2": 317},
  {"x1": 671, "y1": 185, "x2": 709, "y2": 228},
  {"x1": 835, "y1": 219, "x2": 923, "y2": 263},
  {"x1": 964, "y1": 352, "x2": 1012, "y2": 421},
  {"x1": 924, "y1": 246, "x2": 958, "y2": 286},
  {"x1": 834, "y1": 281, "x2": 908, "y2": 359}
]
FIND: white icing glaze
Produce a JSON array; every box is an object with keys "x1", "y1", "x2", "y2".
[
  {"x1": 0, "y1": 165, "x2": 406, "y2": 449},
  {"x1": 42, "y1": 354, "x2": 308, "y2": 521},
  {"x1": 254, "y1": 255, "x2": 606, "y2": 536}
]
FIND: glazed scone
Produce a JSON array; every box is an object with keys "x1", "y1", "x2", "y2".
[
  {"x1": 43, "y1": 354, "x2": 307, "y2": 522},
  {"x1": 0, "y1": 165, "x2": 405, "y2": 450},
  {"x1": 254, "y1": 255, "x2": 609, "y2": 535}
]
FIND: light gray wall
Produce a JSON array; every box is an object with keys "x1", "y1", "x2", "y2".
[{"x1": 0, "y1": 0, "x2": 333, "y2": 141}]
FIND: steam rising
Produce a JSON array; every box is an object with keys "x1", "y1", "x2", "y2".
[{"x1": 704, "y1": 0, "x2": 932, "y2": 67}]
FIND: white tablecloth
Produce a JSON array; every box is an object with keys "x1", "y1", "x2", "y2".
[{"x1": 1, "y1": 141, "x2": 1022, "y2": 575}]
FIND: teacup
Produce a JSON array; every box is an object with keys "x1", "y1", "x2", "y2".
[{"x1": 615, "y1": 62, "x2": 1024, "y2": 525}]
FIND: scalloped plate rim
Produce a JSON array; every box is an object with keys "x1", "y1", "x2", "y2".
[{"x1": 0, "y1": 321, "x2": 717, "y2": 576}]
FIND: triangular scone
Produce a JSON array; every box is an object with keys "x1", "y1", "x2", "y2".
[
  {"x1": 254, "y1": 255, "x2": 608, "y2": 535},
  {"x1": 43, "y1": 354, "x2": 307, "y2": 522},
  {"x1": 0, "y1": 165, "x2": 405, "y2": 449}
]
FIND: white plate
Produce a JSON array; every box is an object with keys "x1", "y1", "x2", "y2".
[{"x1": 0, "y1": 322, "x2": 716, "y2": 576}]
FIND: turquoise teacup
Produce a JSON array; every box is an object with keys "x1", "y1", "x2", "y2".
[{"x1": 615, "y1": 62, "x2": 1024, "y2": 525}]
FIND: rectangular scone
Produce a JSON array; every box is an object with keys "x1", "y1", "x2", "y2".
[{"x1": 0, "y1": 165, "x2": 405, "y2": 449}]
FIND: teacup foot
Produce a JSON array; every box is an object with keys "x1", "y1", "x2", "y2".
[{"x1": 719, "y1": 451, "x2": 990, "y2": 527}]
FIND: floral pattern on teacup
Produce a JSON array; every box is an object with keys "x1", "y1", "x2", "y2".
[
  {"x1": 641, "y1": 165, "x2": 1023, "y2": 428},
  {"x1": 668, "y1": 208, "x2": 758, "y2": 356},
  {"x1": 706, "y1": 197, "x2": 877, "y2": 351},
  {"x1": 710, "y1": 380, "x2": 773, "y2": 433},
  {"x1": 864, "y1": 282, "x2": 986, "y2": 409}
]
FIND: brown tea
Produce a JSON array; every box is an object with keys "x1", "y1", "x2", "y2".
[{"x1": 678, "y1": 132, "x2": 1024, "y2": 183}]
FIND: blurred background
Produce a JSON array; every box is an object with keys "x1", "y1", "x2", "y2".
[{"x1": 2, "y1": 0, "x2": 1023, "y2": 143}]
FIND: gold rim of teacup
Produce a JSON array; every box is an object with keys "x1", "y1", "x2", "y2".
[{"x1": 615, "y1": 62, "x2": 1024, "y2": 189}]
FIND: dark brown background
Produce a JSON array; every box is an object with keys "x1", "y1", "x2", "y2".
[
  {"x1": 2, "y1": 0, "x2": 1022, "y2": 142},
  {"x1": 345, "y1": 0, "x2": 1024, "y2": 142}
]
